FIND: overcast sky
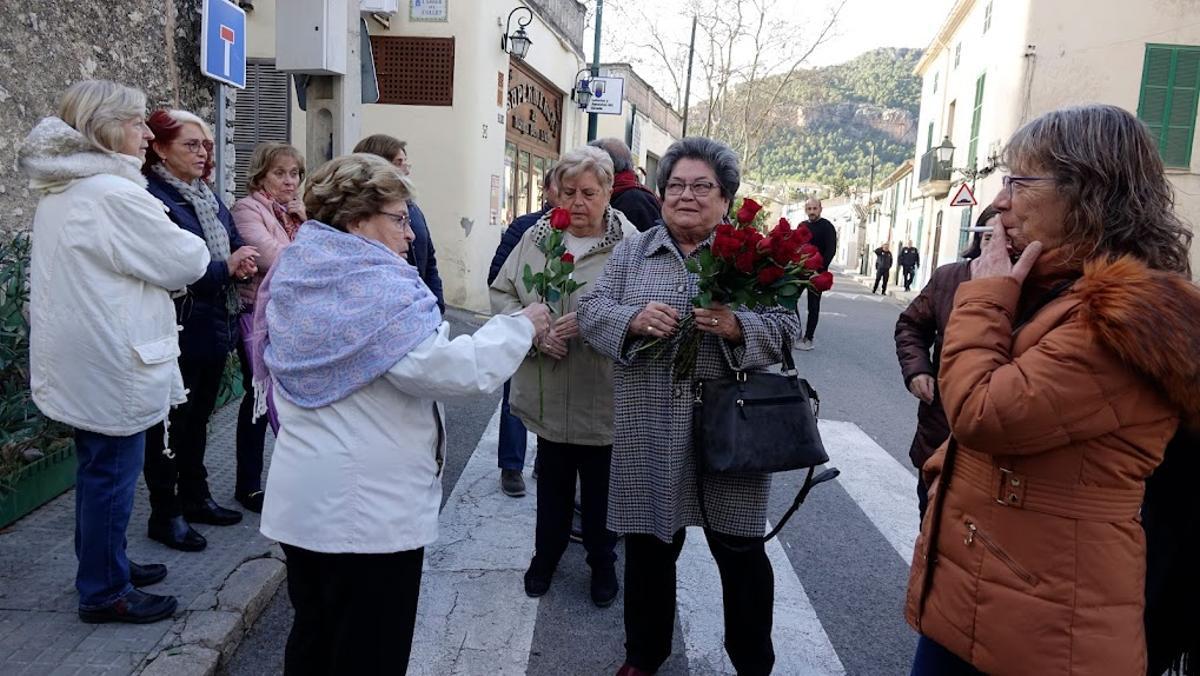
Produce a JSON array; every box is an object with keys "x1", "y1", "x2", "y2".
[{"x1": 585, "y1": 0, "x2": 959, "y2": 103}]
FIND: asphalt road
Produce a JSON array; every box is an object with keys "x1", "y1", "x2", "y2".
[{"x1": 226, "y1": 271, "x2": 924, "y2": 676}]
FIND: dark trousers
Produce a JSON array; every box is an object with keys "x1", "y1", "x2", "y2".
[
  {"x1": 74, "y1": 429, "x2": 144, "y2": 609},
  {"x1": 624, "y1": 529, "x2": 774, "y2": 675},
  {"x1": 910, "y1": 635, "x2": 984, "y2": 675},
  {"x1": 903, "y1": 266, "x2": 917, "y2": 291},
  {"x1": 533, "y1": 437, "x2": 616, "y2": 569},
  {"x1": 497, "y1": 381, "x2": 528, "y2": 471},
  {"x1": 873, "y1": 268, "x2": 891, "y2": 294},
  {"x1": 234, "y1": 338, "x2": 268, "y2": 496},
  {"x1": 799, "y1": 285, "x2": 823, "y2": 341},
  {"x1": 916, "y1": 475, "x2": 930, "y2": 521},
  {"x1": 143, "y1": 352, "x2": 226, "y2": 516},
  {"x1": 281, "y1": 544, "x2": 424, "y2": 676}
]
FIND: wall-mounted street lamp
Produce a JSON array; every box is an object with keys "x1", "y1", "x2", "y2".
[
  {"x1": 502, "y1": 7, "x2": 534, "y2": 60},
  {"x1": 935, "y1": 136, "x2": 955, "y2": 163},
  {"x1": 571, "y1": 68, "x2": 593, "y2": 109}
]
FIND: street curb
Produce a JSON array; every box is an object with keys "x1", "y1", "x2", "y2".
[{"x1": 136, "y1": 544, "x2": 287, "y2": 676}]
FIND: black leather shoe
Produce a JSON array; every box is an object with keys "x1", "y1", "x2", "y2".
[
  {"x1": 182, "y1": 497, "x2": 243, "y2": 526},
  {"x1": 235, "y1": 490, "x2": 264, "y2": 513},
  {"x1": 79, "y1": 589, "x2": 178, "y2": 624},
  {"x1": 523, "y1": 557, "x2": 555, "y2": 598},
  {"x1": 129, "y1": 561, "x2": 167, "y2": 587},
  {"x1": 148, "y1": 514, "x2": 207, "y2": 552},
  {"x1": 591, "y1": 565, "x2": 619, "y2": 608}
]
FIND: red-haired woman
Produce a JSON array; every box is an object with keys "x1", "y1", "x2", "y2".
[{"x1": 141, "y1": 109, "x2": 259, "y2": 552}]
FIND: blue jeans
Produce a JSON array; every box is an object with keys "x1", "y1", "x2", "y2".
[
  {"x1": 910, "y1": 636, "x2": 984, "y2": 676},
  {"x1": 74, "y1": 429, "x2": 144, "y2": 609},
  {"x1": 497, "y1": 381, "x2": 527, "y2": 471}
]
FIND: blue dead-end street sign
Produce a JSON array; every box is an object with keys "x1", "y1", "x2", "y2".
[{"x1": 201, "y1": 0, "x2": 246, "y2": 89}]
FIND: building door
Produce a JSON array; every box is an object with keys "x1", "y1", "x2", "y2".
[{"x1": 506, "y1": 59, "x2": 564, "y2": 223}]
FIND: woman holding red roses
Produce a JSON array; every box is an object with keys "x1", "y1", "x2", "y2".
[
  {"x1": 578, "y1": 137, "x2": 800, "y2": 676},
  {"x1": 490, "y1": 145, "x2": 638, "y2": 608}
]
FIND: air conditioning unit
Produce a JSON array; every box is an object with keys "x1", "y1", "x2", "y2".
[
  {"x1": 360, "y1": 0, "x2": 399, "y2": 13},
  {"x1": 277, "y1": 0, "x2": 348, "y2": 75}
]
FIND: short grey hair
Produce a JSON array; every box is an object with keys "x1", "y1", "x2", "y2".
[
  {"x1": 1005, "y1": 103, "x2": 1192, "y2": 274},
  {"x1": 656, "y1": 137, "x2": 740, "y2": 201},
  {"x1": 588, "y1": 137, "x2": 634, "y2": 173},
  {"x1": 553, "y1": 145, "x2": 614, "y2": 192},
  {"x1": 57, "y1": 80, "x2": 147, "y2": 154}
]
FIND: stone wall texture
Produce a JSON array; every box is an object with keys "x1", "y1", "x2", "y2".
[{"x1": 0, "y1": 1, "x2": 221, "y2": 234}]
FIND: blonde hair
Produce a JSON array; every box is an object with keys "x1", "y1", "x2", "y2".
[
  {"x1": 553, "y1": 145, "x2": 614, "y2": 192},
  {"x1": 57, "y1": 80, "x2": 147, "y2": 154},
  {"x1": 246, "y1": 143, "x2": 306, "y2": 193},
  {"x1": 303, "y1": 153, "x2": 413, "y2": 231},
  {"x1": 163, "y1": 109, "x2": 213, "y2": 140}
]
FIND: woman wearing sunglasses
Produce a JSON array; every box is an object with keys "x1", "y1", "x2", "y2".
[{"x1": 140, "y1": 109, "x2": 260, "y2": 552}]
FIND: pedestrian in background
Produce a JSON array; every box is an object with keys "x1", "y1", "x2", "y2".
[
  {"x1": 898, "y1": 240, "x2": 920, "y2": 291},
  {"x1": 796, "y1": 198, "x2": 838, "y2": 350},
  {"x1": 230, "y1": 142, "x2": 306, "y2": 513},
  {"x1": 579, "y1": 137, "x2": 799, "y2": 676},
  {"x1": 590, "y1": 137, "x2": 662, "y2": 232},
  {"x1": 894, "y1": 206, "x2": 995, "y2": 518},
  {"x1": 353, "y1": 134, "x2": 445, "y2": 313},
  {"x1": 19, "y1": 80, "x2": 210, "y2": 622},
  {"x1": 257, "y1": 153, "x2": 551, "y2": 675},
  {"x1": 492, "y1": 146, "x2": 636, "y2": 607},
  {"x1": 872, "y1": 243, "x2": 893, "y2": 294},
  {"x1": 142, "y1": 109, "x2": 258, "y2": 552},
  {"x1": 907, "y1": 104, "x2": 1200, "y2": 675},
  {"x1": 487, "y1": 169, "x2": 558, "y2": 497}
]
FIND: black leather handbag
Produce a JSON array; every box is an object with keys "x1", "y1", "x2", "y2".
[{"x1": 693, "y1": 345, "x2": 840, "y2": 544}]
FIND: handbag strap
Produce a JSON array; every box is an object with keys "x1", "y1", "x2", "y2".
[{"x1": 696, "y1": 465, "x2": 840, "y2": 552}]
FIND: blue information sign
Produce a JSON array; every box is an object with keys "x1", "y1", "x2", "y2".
[{"x1": 200, "y1": 0, "x2": 247, "y2": 89}]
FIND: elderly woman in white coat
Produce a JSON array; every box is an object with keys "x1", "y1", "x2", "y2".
[
  {"x1": 256, "y1": 153, "x2": 551, "y2": 676},
  {"x1": 18, "y1": 80, "x2": 210, "y2": 624}
]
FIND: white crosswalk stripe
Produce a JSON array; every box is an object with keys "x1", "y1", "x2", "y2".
[{"x1": 410, "y1": 404, "x2": 916, "y2": 674}]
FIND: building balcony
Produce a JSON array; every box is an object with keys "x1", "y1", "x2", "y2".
[{"x1": 917, "y1": 147, "x2": 953, "y2": 198}]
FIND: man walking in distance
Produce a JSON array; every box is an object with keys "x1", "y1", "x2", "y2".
[
  {"x1": 796, "y1": 198, "x2": 838, "y2": 351},
  {"x1": 899, "y1": 240, "x2": 920, "y2": 291},
  {"x1": 873, "y1": 243, "x2": 894, "y2": 294},
  {"x1": 487, "y1": 171, "x2": 557, "y2": 497},
  {"x1": 588, "y1": 138, "x2": 662, "y2": 232}
]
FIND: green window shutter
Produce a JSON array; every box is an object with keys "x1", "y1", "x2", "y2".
[
  {"x1": 967, "y1": 73, "x2": 986, "y2": 168},
  {"x1": 1138, "y1": 45, "x2": 1200, "y2": 169},
  {"x1": 927, "y1": 122, "x2": 934, "y2": 151}
]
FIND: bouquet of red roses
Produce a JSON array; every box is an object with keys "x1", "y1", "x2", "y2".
[{"x1": 635, "y1": 198, "x2": 833, "y2": 379}]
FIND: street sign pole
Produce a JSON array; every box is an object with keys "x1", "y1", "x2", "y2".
[
  {"x1": 215, "y1": 82, "x2": 227, "y2": 198},
  {"x1": 587, "y1": 0, "x2": 603, "y2": 142}
]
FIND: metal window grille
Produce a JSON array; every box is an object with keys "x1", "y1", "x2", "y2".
[{"x1": 371, "y1": 36, "x2": 455, "y2": 106}]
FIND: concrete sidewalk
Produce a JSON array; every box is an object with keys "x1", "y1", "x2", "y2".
[{"x1": 0, "y1": 403, "x2": 284, "y2": 676}]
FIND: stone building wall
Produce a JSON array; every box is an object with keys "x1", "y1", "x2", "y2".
[{"x1": 0, "y1": 1, "x2": 229, "y2": 234}]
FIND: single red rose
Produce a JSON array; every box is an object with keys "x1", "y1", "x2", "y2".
[
  {"x1": 811, "y1": 271, "x2": 834, "y2": 292},
  {"x1": 771, "y1": 238, "x2": 797, "y2": 266},
  {"x1": 771, "y1": 218, "x2": 792, "y2": 237},
  {"x1": 712, "y1": 234, "x2": 740, "y2": 258},
  {"x1": 549, "y1": 208, "x2": 571, "y2": 230},
  {"x1": 560, "y1": 252, "x2": 575, "y2": 264},
  {"x1": 716, "y1": 222, "x2": 736, "y2": 238},
  {"x1": 735, "y1": 250, "x2": 757, "y2": 273},
  {"x1": 805, "y1": 251, "x2": 825, "y2": 271},
  {"x1": 736, "y1": 198, "x2": 763, "y2": 225},
  {"x1": 793, "y1": 224, "x2": 813, "y2": 245},
  {"x1": 757, "y1": 265, "x2": 785, "y2": 286}
]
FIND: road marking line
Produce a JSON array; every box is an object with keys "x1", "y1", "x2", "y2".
[{"x1": 819, "y1": 420, "x2": 921, "y2": 561}]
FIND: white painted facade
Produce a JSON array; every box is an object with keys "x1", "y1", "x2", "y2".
[
  {"x1": 911, "y1": 0, "x2": 1200, "y2": 285},
  {"x1": 246, "y1": 1, "x2": 590, "y2": 312}
]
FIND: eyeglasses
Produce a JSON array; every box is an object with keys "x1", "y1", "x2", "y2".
[
  {"x1": 378, "y1": 210, "x2": 412, "y2": 228},
  {"x1": 177, "y1": 139, "x2": 214, "y2": 155},
  {"x1": 1001, "y1": 175, "x2": 1055, "y2": 197},
  {"x1": 664, "y1": 180, "x2": 718, "y2": 197}
]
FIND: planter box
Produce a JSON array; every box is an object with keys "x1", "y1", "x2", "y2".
[{"x1": 0, "y1": 444, "x2": 75, "y2": 528}]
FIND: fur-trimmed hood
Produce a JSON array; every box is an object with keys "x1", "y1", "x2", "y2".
[
  {"x1": 1075, "y1": 254, "x2": 1200, "y2": 427},
  {"x1": 18, "y1": 117, "x2": 146, "y2": 194}
]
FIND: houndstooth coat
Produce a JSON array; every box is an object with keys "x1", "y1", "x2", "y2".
[{"x1": 578, "y1": 225, "x2": 800, "y2": 542}]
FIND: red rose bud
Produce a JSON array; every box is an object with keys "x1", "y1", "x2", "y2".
[
  {"x1": 757, "y1": 265, "x2": 785, "y2": 286},
  {"x1": 712, "y1": 233, "x2": 740, "y2": 258},
  {"x1": 561, "y1": 253, "x2": 575, "y2": 264},
  {"x1": 736, "y1": 198, "x2": 763, "y2": 224},
  {"x1": 716, "y1": 222, "x2": 736, "y2": 238},
  {"x1": 793, "y1": 224, "x2": 813, "y2": 245},
  {"x1": 805, "y1": 251, "x2": 825, "y2": 271},
  {"x1": 811, "y1": 271, "x2": 834, "y2": 292},
  {"x1": 735, "y1": 250, "x2": 757, "y2": 273},
  {"x1": 549, "y1": 208, "x2": 571, "y2": 230},
  {"x1": 771, "y1": 218, "x2": 792, "y2": 236}
]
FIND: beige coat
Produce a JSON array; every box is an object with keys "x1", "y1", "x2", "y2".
[{"x1": 490, "y1": 207, "x2": 636, "y2": 446}]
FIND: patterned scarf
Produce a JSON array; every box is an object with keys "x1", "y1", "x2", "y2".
[
  {"x1": 151, "y1": 162, "x2": 239, "y2": 313},
  {"x1": 256, "y1": 191, "x2": 302, "y2": 240},
  {"x1": 252, "y1": 220, "x2": 441, "y2": 409}
]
